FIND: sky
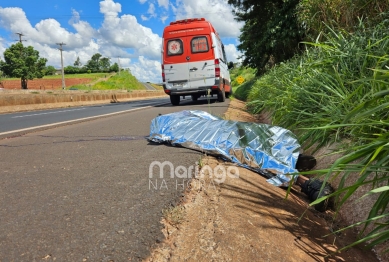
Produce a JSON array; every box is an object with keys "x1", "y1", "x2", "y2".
[{"x1": 0, "y1": 0, "x2": 243, "y2": 83}]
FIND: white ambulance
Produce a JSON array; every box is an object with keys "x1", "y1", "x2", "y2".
[{"x1": 161, "y1": 18, "x2": 233, "y2": 105}]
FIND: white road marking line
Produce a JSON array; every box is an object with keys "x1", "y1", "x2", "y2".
[
  {"x1": 0, "y1": 101, "x2": 170, "y2": 137},
  {"x1": 11, "y1": 108, "x2": 86, "y2": 118}
]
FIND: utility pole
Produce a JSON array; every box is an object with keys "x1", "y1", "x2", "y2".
[
  {"x1": 15, "y1": 32, "x2": 26, "y2": 56},
  {"x1": 56, "y1": 42, "x2": 66, "y2": 89},
  {"x1": 15, "y1": 33, "x2": 28, "y2": 88},
  {"x1": 15, "y1": 33, "x2": 27, "y2": 43}
]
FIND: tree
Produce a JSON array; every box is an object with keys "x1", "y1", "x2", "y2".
[
  {"x1": 0, "y1": 59, "x2": 4, "y2": 78},
  {"x1": 64, "y1": 66, "x2": 80, "y2": 74},
  {"x1": 74, "y1": 56, "x2": 82, "y2": 67},
  {"x1": 0, "y1": 61, "x2": 4, "y2": 88},
  {"x1": 109, "y1": 62, "x2": 119, "y2": 73},
  {"x1": 227, "y1": 0, "x2": 304, "y2": 74},
  {"x1": 0, "y1": 43, "x2": 47, "y2": 89},
  {"x1": 44, "y1": 65, "x2": 57, "y2": 76},
  {"x1": 85, "y1": 53, "x2": 102, "y2": 72},
  {"x1": 99, "y1": 57, "x2": 111, "y2": 72}
]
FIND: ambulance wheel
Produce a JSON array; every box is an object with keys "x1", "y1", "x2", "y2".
[
  {"x1": 226, "y1": 89, "x2": 232, "y2": 98},
  {"x1": 170, "y1": 95, "x2": 180, "y2": 106},
  {"x1": 217, "y1": 88, "x2": 226, "y2": 102}
]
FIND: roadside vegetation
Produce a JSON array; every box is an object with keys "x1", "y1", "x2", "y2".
[
  {"x1": 1, "y1": 70, "x2": 148, "y2": 91},
  {"x1": 228, "y1": 1, "x2": 389, "y2": 256},
  {"x1": 0, "y1": 48, "x2": 124, "y2": 89},
  {"x1": 0, "y1": 43, "x2": 47, "y2": 89},
  {"x1": 2, "y1": 72, "x2": 107, "y2": 81},
  {"x1": 69, "y1": 70, "x2": 145, "y2": 91},
  {"x1": 150, "y1": 83, "x2": 164, "y2": 90},
  {"x1": 43, "y1": 73, "x2": 108, "y2": 80}
]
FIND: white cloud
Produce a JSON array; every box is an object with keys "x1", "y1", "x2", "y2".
[
  {"x1": 30, "y1": 39, "x2": 103, "y2": 69},
  {"x1": 147, "y1": 3, "x2": 156, "y2": 18},
  {"x1": 172, "y1": 0, "x2": 242, "y2": 38},
  {"x1": 0, "y1": 2, "x2": 163, "y2": 71},
  {"x1": 100, "y1": 0, "x2": 122, "y2": 15},
  {"x1": 0, "y1": 7, "x2": 94, "y2": 54},
  {"x1": 0, "y1": 7, "x2": 34, "y2": 38},
  {"x1": 0, "y1": 38, "x2": 6, "y2": 61},
  {"x1": 71, "y1": 21, "x2": 96, "y2": 41},
  {"x1": 158, "y1": 0, "x2": 169, "y2": 10},
  {"x1": 98, "y1": 0, "x2": 161, "y2": 60},
  {"x1": 0, "y1": 0, "x2": 241, "y2": 84},
  {"x1": 129, "y1": 56, "x2": 162, "y2": 83},
  {"x1": 160, "y1": 15, "x2": 169, "y2": 23},
  {"x1": 34, "y1": 19, "x2": 87, "y2": 48},
  {"x1": 116, "y1": 57, "x2": 131, "y2": 69},
  {"x1": 69, "y1": 9, "x2": 81, "y2": 25},
  {"x1": 224, "y1": 44, "x2": 242, "y2": 63}
]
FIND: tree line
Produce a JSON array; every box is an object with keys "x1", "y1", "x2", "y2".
[
  {"x1": 0, "y1": 42, "x2": 119, "y2": 89},
  {"x1": 65, "y1": 53, "x2": 119, "y2": 74},
  {"x1": 227, "y1": 0, "x2": 388, "y2": 75}
]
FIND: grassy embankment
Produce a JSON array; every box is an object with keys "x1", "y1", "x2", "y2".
[
  {"x1": 2, "y1": 71, "x2": 148, "y2": 91},
  {"x1": 230, "y1": 16, "x2": 389, "y2": 252},
  {"x1": 67, "y1": 71, "x2": 145, "y2": 91}
]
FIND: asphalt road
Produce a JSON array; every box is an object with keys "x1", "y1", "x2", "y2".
[
  {"x1": 141, "y1": 83, "x2": 156, "y2": 90},
  {"x1": 0, "y1": 96, "x2": 230, "y2": 261},
  {"x1": 0, "y1": 98, "x2": 170, "y2": 135}
]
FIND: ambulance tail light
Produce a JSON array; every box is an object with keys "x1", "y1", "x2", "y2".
[
  {"x1": 162, "y1": 65, "x2": 165, "y2": 82},
  {"x1": 215, "y1": 59, "x2": 220, "y2": 77}
]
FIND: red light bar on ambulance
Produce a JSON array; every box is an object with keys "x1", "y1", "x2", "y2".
[{"x1": 170, "y1": 18, "x2": 205, "y2": 25}]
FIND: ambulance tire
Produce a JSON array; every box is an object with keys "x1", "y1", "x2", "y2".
[
  {"x1": 217, "y1": 87, "x2": 226, "y2": 102},
  {"x1": 170, "y1": 95, "x2": 180, "y2": 106},
  {"x1": 226, "y1": 88, "x2": 232, "y2": 98}
]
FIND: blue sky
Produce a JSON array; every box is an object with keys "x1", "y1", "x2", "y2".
[{"x1": 0, "y1": 0, "x2": 242, "y2": 83}]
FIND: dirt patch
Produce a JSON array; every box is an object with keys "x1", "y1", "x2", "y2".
[
  {"x1": 0, "y1": 78, "x2": 93, "y2": 90},
  {"x1": 145, "y1": 99, "x2": 380, "y2": 262}
]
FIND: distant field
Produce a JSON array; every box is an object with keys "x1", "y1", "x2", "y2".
[
  {"x1": 0, "y1": 72, "x2": 149, "y2": 91},
  {"x1": 3, "y1": 73, "x2": 108, "y2": 81},
  {"x1": 1, "y1": 78, "x2": 94, "y2": 90}
]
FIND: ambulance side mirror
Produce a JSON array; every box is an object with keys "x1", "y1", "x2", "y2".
[{"x1": 228, "y1": 62, "x2": 234, "y2": 70}]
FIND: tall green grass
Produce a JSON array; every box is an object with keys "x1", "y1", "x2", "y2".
[
  {"x1": 230, "y1": 66, "x2": 256, "y2": 100},
  {"x1": 297, "y1": 0, "x2": 389, "y2": 40},
  {"x1": 44, "y1": 73, "x2": 108, "y2": 79},
  {"x1": 246, "y1": 15, "x2": 389, "y2": 252},
  {"x1": 93, "y1": 70, "x2": 144, "y2": 90},
  {"x1": 71, "y1": 70, "x2": 145, "y2": 91}
]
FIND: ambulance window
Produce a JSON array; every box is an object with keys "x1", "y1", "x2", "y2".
[
  {"x1": 222, "y1": 44, "x2": 227, "y2": 63},
  {"x1": 167, "y1": 39, "x2": 183, "y2": 56},
  {"x1": 191, "y1": 37, "x2": 209, "y2": 53}
]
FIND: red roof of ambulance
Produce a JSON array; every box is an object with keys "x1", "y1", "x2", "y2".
[{"x1": 163, "y1": 18, "x2": 216, "y2": 36}]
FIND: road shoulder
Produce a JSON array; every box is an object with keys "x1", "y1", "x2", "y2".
[{"x1": 145, "y1": 99, "x2": 379, "y2": 262}]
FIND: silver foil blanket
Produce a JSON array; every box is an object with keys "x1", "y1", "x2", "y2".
[{"x1": 148, "y1": 110, "x2": 301, "y2": 186}]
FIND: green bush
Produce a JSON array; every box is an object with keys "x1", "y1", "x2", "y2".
[{"x1": 245, "y1": 14, "x2": 389, "y2": 252}]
